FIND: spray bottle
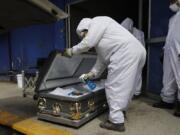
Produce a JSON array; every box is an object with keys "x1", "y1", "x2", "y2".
[{"x1": 85, "y1": 80, "x2": 96, "y2": 91}]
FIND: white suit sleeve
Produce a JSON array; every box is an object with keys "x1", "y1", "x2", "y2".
[
  {"x1": 90, "y1": 56, "x2": 106, "y2": 77},
  {"x1": 72, "y1": 19, "x2": 110, "y2": 55},
  {"x1": 173, "y1": 12, "x2": 180, "y2": 55}
]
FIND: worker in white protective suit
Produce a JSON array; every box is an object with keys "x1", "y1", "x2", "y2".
[
  {"x1": 121, "y1": 18, "x2": 145, "y2": 47},
  {"x1": 133, "y1": 28, "x2": 145, "y2": 47},
  {"x1": 64, "y1": 16, "x2": 146, "y2": 131},
  {"x1": 153, "y1": 0, "x2": 180, "y2": 117},
  {"x1": 121, "y1": 18, "x2": 145, "y2": 97}
]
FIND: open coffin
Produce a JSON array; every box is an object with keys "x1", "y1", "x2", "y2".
[{"x1": 36, "y1": 52, "x2": 107, "y2": 127}]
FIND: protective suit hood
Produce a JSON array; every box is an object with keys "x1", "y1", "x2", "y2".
[
  {"x1": 169, "y1": 0, "x2": 180, "y2": 12},
  {"x1": 121, "y1": 18, "x2": 134, "y2": 32},
  {"x1": 76, "y1": 18, "x2": 92, "y2": 37},
  {"x1": 169, "y1": 3, "x2": 180, "y2": 12}
]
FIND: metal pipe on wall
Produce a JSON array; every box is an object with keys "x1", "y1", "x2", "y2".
[
  {"x1": 65, "y1": 5, "x2": 71, "y2": 48},
  {"x1": 148, "y1": 0, "x2": 152, "y2": 39},
  {"x1": 138, "y1": 0, "x2": 143, "y2": 30},
  {"x1": 146, "y1": 0, "x2": 151, "y2": 92},
  {"x1": 65, "y1": 0, "x2": 87, "y2": 48}
]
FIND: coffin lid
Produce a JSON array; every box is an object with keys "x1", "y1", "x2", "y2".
[{"x1": 36, "y1": 52, "x2": 97, "y2": 92}]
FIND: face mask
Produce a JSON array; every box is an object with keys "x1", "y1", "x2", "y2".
[
  {"x1": 80, "y1": 31, "x2": 87, "y2": 39},
  {"x1": 169, "y1": 3, "x2": 179, "y2": 12}
]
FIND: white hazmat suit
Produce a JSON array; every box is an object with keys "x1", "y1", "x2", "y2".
[
  {"x1": 160, "y1": 10, "x2": 180, "y2": 103},
  {"x1": 72, "y1": 16, "x2": 146, "y2": 123},
  {"x1": 133, "y1": 28, "x2": 145, "y2": 47},
  {"x1": 121, "y1": 18, "x2": 134, "y2": 33},
  {"x1": 133, "y1": 28, "x2": 145, "y2": 96},
  {"x1": 121, "y1": 18, "x2": 145, "y2": 96},
  {"x1": 121, "y1": 18, "x2": 145, "y2": 46}
]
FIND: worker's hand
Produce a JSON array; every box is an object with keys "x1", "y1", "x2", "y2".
[
  {"x1": 79, "y1": 72, "x2": 95, "y2": 83},
  {"x1": 63, "y1": 48, "x2": 73, "y2": 58}
]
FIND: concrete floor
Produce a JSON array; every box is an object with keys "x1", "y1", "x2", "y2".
[{"x1": 0, "y1": 82, "x2": 180, "y2": 135}]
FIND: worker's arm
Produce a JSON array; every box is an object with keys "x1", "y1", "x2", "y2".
[
  {"x1": 72, "y1": 19, "x2": 110, "y2": 55},
  {"x1": 79, "y1": 56, "x2": 106, "y2": 82},
  {"x1": 90, "y1": 56, "x2": 106, "y2": 77}
]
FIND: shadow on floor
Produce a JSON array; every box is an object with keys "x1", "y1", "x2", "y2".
[
  {"x1": 0, "y1": 96, "x2": 37, "y2": 118},
  {"x1": 0, "y1": 125, "x2": 23, "y2": 135}
]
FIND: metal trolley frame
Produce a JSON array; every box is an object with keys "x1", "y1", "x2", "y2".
[{"x1": 22, "y1": 70, "x2": 39, "y2": 99}]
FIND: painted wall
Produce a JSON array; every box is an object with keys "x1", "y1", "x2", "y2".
[
  {"x1": 9, "y1": 0, "x2": 66, "y2": 72},
  {"x1": 148, "y1": 0, "x2": 174, "y2": 94},
  {"x1": 10, "y1": 24, "x2": 56, "y2": 71},
  {"x1": 148, "y1": 43, "x2": 164, "y2": 94},
  {"x1": 0, "y1": 34, "x2": 10, "y2": 73},
  {"x1": 150, "y1": 0, "x2": 173, "y2": 37}
]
